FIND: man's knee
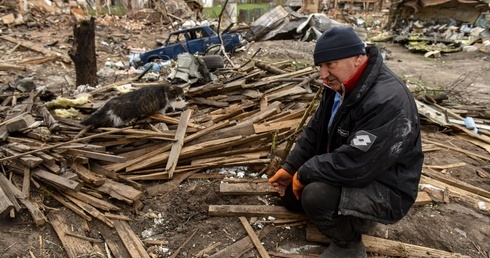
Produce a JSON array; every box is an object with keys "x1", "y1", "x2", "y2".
[{"x1": 301, "y1": 182, "x2": 341, "y2": 219}]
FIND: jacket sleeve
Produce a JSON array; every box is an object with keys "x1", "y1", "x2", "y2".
[
  {"x1": 297, "y1": 89, "x2": 420, "y2": 188},
  {"x1": 282, "y1": 91, "x2": 329, "y2": 175}
]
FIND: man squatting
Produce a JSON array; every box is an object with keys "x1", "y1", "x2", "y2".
[{"x1": 268, "y1": 26, "x2": 424, "y2": 257}]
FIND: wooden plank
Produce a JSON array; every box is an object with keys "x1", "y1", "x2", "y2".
[
  {"x1": 0, "y1": 35, "x2": 71, "y2": 63},
  {"x1": 306, "y1": 224, "x2": 470, "y2": 257},
  {"x1": 209, "y1": 226, "x2": 275, "y2": 258},
  {"x1": 37, "y1": 106, "x2": 60, "y2": 131},
  {"x1": 6, "y1": 142, "x2": 32, "y2": 152},
  {"x1": 0, "y1": 182, "x2": 14, "y2": 218},
  {"x1": 219, "y1": 183, "x2": 432, "y2": 207},
  {"x1": 194, "y1": 242, "x2": 221, "y2": 258},
  {"x1": 210, "y1": 104, "x2": 244, "y2": 123},
  {"x1": 166, "y1": 109, "x2": 191, "y2": 178},
  {"x1": 113, "y1": 219, "x2": 150, "y2": 258},
  {"x1": 420, "y1": 175, "x2": 490, "y2": 212},
  {"x1": 103, "y1": 143, "x2": 171, "y2": 172},
  {"x1": 254, "y1": 118, "x2": 303, "y2": 134},
  {"x1": 242, "y1": 101, "x2": 281, "y2": 124},
  {"x1": 220, "y1": 182, "x2": 276, "y2": 195},
  {"x1": 182, "y1": 133, "x2": 269, "y2": 160},
  {"x1": 101, "y1": 128, "x2": 175, "y2": 139},
  {"x1": 95, "y1": 178, "x2": 143, "y2": 204},
  {"x1": 223, "y1": 78, "x2": 246, "y2": 91},
  {"x1": 36, "y1": 153, "x2": 62, "y2": 174},
  {"x1": 147, "y1": 170, "x2": 196, "y2": 196},
  {"x1": 126, "y1": 135, "x2": 242, "y2": 172},
  {"x1": 190, "y1": 152, "x2": 268, "y2": 166},
  {"x1": 0, "y1": 63, "x2": 26, "y2": 71},
  {"x1": 32, "y1": 168, "x2": 82, "y2": 191},
  {"x1": 49, "y1": 191, "x2": 92, "y2": 221},
  {"x1": 47, "y1": 209, "x2": 95, "y2": 258},
  {"x1": 265, "y1": 86, "x2": 308, "y2": 102},
  {"x1": 4, "y1": 113, "x2": 36, "y2": 132},
  {"x1": 1, "y1": 146, "x2": 44, "y2": 168},
  {"x1": 449, "y1": 124, "x2": 490, "y2": 145},
  {"x1": 128, "y1": 158, "x2": 270, "y2": 181},
  {"x1": 64, "y1": 149, "x2": 126, "y2": 163},
  {"x1": 169, "y1": 229, "x2": 198, "y2": 258},
  {"x1": 422, "y1": 139, "x2": 490, "y2": 161},
  {"x1": 239, "y1": 217, "x2": 270, "y2": 258},
  {"x1": 261, "y1": 66, "x2": 315, "y2": 81},
  {"x1": 63, "y1": 194, "x2": 114, "y2": 228},
  {"x1": 190, "y1": 121, "x2": 254, "y2": 145},
  {"x1": 414, "y1": 191, "x2": 432, "y2": 206},
  {"x1": 0, "y1": 127, "x2": 131, "y2": 163},
  {"x1": 0, "y1": 174, "x2": 22, "y2": 212},
  {"x1": 0, "y1": 174, "x2": 46, "y2": 226},
  {"x1": 0, "y1": 125, "x2": 8, "y2": 141},
  {"x1": 64, "y1": 232, "x2": 103, "y2": 243},
  {"x1": 64, "y1": 189, "x2": 120, "y2": 212},
  {"x1": 192, "y1": 97, "x2": 229, "y2": 107},
  {"x1": 89, "y1": 161, "x2": 143, "y2": 190},
  {"x1": 150, "y1": 113, "x2": 204, "y2": 129},
  {"x1": 208, "y1": 205, "x2": 305, "y2": 219},
  {"x1": 70, "y1": 162, "x2": 106, "y2": 186},
  {"x1": 455, "y1": 134, "x2": 490, "y2": 153},
  {"x1": 57, "y1": 143, "x2": 106, "y2": 152},
  {"x1": 99, "y1": 229, "x2": 131, "y2": 257},
  {"x1": 104, "y1": 213, "x2": 131, "y2": 221},
  {"x1": 423, "y1": 162, "x2": 467, "y2": 170},
  {"x1": 423, "y1": 168, "x2": 490, "y2": 198},
  {"x1": 22, "y1": 166, "x2": 30, "y2": 198}
]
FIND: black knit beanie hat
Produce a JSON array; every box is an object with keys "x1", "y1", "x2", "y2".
[{"x1": 313, "y1": 26, "x2": 366, "y2": 66}]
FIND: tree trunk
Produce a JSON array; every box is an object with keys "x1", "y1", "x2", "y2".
[{"x1": 69, "y1": 17, "x2": 98, "y2": 87}]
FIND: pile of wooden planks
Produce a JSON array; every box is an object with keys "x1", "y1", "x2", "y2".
[
  {"x1": 1, "y1": 56, "x2": 490, "y2": 257},
  {"x1": 0, "y1": 59, "x2": 323, "y2": 257},
  {"x1": 207, "y1": 176, "x2": 486, "y2": 257}
]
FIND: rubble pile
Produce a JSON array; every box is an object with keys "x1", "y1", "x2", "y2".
[
  {"x1": 1, "y1": 1, "x2": 490, "y2": 257},
  {"x1": 392, "y1": 18, "x2": 490, "y2": 53}
]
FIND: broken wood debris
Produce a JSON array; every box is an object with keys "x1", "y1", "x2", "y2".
[
  {"x1": 306, "y1": 224, "x2": 470, "y2": 258},
  {"x1": 1, "y1": 46, "x2": 489, "y2": 257},
  {"x1": 0, "y1": 58, "x2": 322, "y2": 256}
]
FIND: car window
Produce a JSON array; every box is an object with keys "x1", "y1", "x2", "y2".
[
  {"x1": 168, "y1": 33, "x2": 187, "y2": 45},
  {"x1": 188, "y1": 29, "x2": 208, "y2": 40},
  {"x1": 196, "y1": 29, "x2": 209, "y2": 38}
]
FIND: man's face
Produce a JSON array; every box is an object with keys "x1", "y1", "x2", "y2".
[{"x1": 318, "y1": 55, "x2": 360, "y2": 92}]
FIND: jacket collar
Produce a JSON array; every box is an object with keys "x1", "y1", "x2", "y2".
[
  {"x1": 342, "y1": 56, "x2": 369, "y2": 93},
  {"x1": 345, "y1": 46, "x2": 383, "y2": 106}
]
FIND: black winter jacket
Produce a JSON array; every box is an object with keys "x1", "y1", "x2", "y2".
[{"x1": 282, "y1": 46, "x2": 423, "y2": 224}]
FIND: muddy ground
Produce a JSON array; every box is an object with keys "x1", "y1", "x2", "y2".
[{"x1": 0, "y1": 14, "x2": 490, "y2": 258}]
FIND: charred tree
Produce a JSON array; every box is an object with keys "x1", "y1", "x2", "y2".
[{"x1": 69, "y1": 17, "x2": 98, "y2": 87}]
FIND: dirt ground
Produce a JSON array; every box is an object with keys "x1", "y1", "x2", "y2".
[{"x1": 1, "y1": 14, "x2": 490, "y2": 258}]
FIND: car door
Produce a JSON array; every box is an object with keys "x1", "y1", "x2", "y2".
[
  {"x1": 164, "y1": 32, "x2": 191, "y2": 60},
  {"x1": 186, "y1": 28, "x2": 207, "y2": 55}
]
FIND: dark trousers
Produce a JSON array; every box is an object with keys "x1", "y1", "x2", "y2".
[{"x1": 281, "y1": 182, "x2": 373, "y2": 246}]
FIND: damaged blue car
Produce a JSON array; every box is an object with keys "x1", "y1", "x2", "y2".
[{"x1": 131, "y1": 25, "x2": 247, "y2": 67}]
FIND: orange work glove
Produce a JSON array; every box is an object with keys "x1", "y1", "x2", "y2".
[
  {"x1": 292, "y1": 172, "x2": 305, "y2": 200},
  {"x1": 269, "y1": 168, "x2": 293, "y2": 196}
]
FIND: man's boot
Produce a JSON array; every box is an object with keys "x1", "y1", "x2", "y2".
[{"x1": 318, "y1": 241, "x2": 367, "y2": 258}]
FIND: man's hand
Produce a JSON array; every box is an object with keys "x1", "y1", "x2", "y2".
[
  {"x1": 292, "y1": 172, "x2": 305, "y2": 200},
  {"x1": 268, "y1": 168, "x2": 293, "y2": 196}
]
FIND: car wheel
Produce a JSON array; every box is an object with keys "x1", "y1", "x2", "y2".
[{"x1": 200, "y1": 55, "x2": 224, "y2": 71}]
